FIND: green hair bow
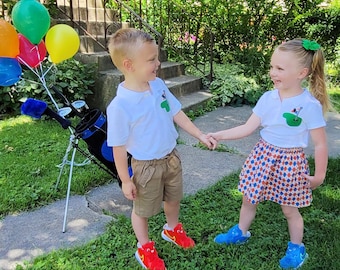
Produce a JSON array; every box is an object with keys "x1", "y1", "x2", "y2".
[{"x1": 302, "y1": 39, "x2": 321, "y2": 51}]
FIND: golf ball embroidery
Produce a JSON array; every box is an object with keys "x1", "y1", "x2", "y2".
[
  {"x1": 160, "y1": 90, "x2": 170, "y2": 112},
  {"x1": 283, "y1": 107, "x2": 303, "y2": 126}
]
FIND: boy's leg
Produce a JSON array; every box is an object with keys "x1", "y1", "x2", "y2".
[
  {"x1": 132, "y1": 211, "x2": 166, "y2": 270},
  {"x1": 162, "y1": 200, "x2": 195, "y2": 248},
  {"x1": 131, "y1": 210, "x2": 149, "y2": 245},
  {"x1": 163, "y1": 200, "x2": 180, "y2": 228}
]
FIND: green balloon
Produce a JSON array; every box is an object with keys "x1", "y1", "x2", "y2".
[{"x1": 12, "y1": 0, "x2": 50, "y2": 45}]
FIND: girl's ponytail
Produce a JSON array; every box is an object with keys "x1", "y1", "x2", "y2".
[
  {"x1": 278, "y1": 39, "x2": 332, "y2": 115},
  {"x1": 309, "y1": 49, "x2": 332, "y2": 114}
]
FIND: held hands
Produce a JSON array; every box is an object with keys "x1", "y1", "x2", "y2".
[
  {"x1": 122, "y1": 181, "x2": 137, "y2": 201},
  {"x1": 199, "y1": 133, "x2": 217, "y2": 150},
  {"x1": 207, "y1": 131, "x2": 222, "y2": 142}
]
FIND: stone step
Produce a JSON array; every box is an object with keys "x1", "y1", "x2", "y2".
[
  {"x1": 86, "y1": 69, "x2": 122, "y2": 111},
  {"x1": 163, "y1": 75, "x2": 203, "y2": 97},
  {"x1": 56, "y1": 0, "x2": 104, "y2": 9},
  {"x1": 79, "y1": 32, "x2": 164, "y2": 53},
  {"x1": 86, "y1": 71, "x2": 204, "y2": 112},
  {"x1": 94, "y1": 71, "x2": 202, "y2": 98},
  {"x1": 52, "y1": 19, "x2": 122, "y2": 36},
  {"x1": 74, "y1": 7, "x2": 116, "y2": 22},
  {"x1": 79, "y1": 35, "x2": 110, "y2": 53},
  {"x1": 178, "y1": 90, "x2": 213, "y2": 112},
  {"x1": 56, "y1": 6, "x2": 117, "y2": 22},
  {"x1": 74, "y1": 51, "x2": 116, "y2": 71},
  {"x1": 75, "y1": 50, "x2": 168, "y2": 72},
  {"x1": 158, "y1": 61, "x2": 185, "y2": 80}
]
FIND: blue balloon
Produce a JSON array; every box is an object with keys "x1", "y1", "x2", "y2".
[{"x1": 0, "y1": 57, "x2": 22, "y2": 86}]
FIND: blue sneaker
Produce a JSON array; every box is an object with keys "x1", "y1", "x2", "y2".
[
  {"x1": 214, "y1": 224, "x2": 251, "y2": 245},
  {"x1": 279, "y1": 242, "x2": 308, "y2": 269}
]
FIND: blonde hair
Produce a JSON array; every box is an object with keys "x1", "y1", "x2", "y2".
[
  {"x1": 277, "y1": 38, "x2": 332, "y2": 114},
  {"x1": 108, "y1": 28, "x2": 155, "y2": 70}
]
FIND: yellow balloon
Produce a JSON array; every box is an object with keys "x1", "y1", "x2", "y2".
[{"x1": 45, "y1": 24, "x2": 80, "y2": 64}]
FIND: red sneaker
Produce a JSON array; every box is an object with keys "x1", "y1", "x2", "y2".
[
  {"x1": 135, "y1": 241, "x2": 166, "y2": 270},
  {"x1": 161, "y1": 223, "x2": 195, "y2": 249}
]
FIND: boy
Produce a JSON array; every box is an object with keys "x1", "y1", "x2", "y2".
[{"x1": 106, "y1": 28, "x2": 215, "y2": 270}]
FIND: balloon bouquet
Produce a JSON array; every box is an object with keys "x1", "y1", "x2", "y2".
[{"x1": 0, "y1": 0, "x2": 80, "y2": 111}]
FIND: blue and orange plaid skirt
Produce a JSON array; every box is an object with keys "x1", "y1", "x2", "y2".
[{"x1": 239, "y1": 138, "x2": 312, "y2": 208}]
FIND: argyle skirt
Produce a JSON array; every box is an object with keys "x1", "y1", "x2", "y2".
[{"x1": 238, "y1": 138, "x2": 312, "y2": 208}]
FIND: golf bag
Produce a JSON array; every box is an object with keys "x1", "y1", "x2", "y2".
[{"x1": 75, "y1": 109, "x2": 132, "y2": 186}]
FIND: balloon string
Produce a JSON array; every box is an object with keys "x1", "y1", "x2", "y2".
[
  {"x1": 17, "y1": 55, "x2": 60, "y2": 110},
  {"x1": 35, "y1": 45, "x2": 41, "y2": 65},
  {"x1": 17, "y1": 56, "x2": 40, "y2": 78},
  {"x1": 38, "y1": 62, "x2": 59, "y2": 110},
  {"x1": 42, "y1": 63, "x2": 54, "y2": 78}
]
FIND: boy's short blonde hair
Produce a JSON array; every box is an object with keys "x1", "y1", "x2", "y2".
[{"x1": 108, "y1": 28, "x2": 155, "y2": 70}]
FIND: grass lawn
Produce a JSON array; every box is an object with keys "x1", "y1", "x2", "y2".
[
  {"x1": 0, "y1": 116, "x2": 113, "y2": 217},
  {"x1": 16, "y1": 159, "x2": 340, "y2": 269},
  {"x1": 329, "y1": 86, "x2": 340, "y2": 112},
  {"x1": 0, "y1": 88, "x2": 339, "y2": 269}
]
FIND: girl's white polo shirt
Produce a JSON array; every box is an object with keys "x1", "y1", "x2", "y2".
[
  {"x1": 253, "y1": 89, "x2": 326, "y2": 148},
  {"x1": 106, "y1": 77, "x2": 181, "y2": 160}
]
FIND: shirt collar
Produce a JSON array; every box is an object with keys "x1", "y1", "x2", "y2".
[
  {"x1": 116, "y1": 82, "x2": 152, "y2": 105},
  {"x1": 270, "y1": 88, "x2": 280, "y2": 99},
  {"x1": 270, "y1": 88, "x2": 307, "y2": 100}
]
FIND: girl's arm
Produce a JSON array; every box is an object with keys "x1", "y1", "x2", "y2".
[
  {"x1": 303, "y1": 127, "x2": 328, "y2": 189},
  {"x1": 173, "y1": 110, "x2": 216, "y2": 149},
  {"x1": 208, "y1": 113, "x2": 261, "y2": 141}
]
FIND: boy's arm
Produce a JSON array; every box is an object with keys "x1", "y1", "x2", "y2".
[
  {"x1": 208, "y1": 113, "x2": 261, "y2": 141},
  {"x1": 113, "y1": 146, "x2": 137, "y2": 200},
  {"x1": 303, "y1": 127, "x2": 328, "y2": 189},
  {"x1": 173, "y1": 110, "x2": 216, "y2": 149}
]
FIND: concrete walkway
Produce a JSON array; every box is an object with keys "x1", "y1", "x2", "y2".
[{"x1": 1, "y1": 106, "x2": 339, "y2": 270}]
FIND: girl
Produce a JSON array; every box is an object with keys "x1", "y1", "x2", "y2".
[{"x1": 209, "y1": 38, "x2": 331, "y2": 269}]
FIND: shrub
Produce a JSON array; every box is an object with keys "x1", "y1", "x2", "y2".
[
  {"x1": 209, "y1": 64, "x2": 266, "y2": 107},
  {"x1": 303, "y1": 5, "x2": 340, "y2": 61},
  {"x1": 0, "y1": 58, "x2": 96, "y2": 116},
  {"x1": 326, "y1": 37, "x2": 340, "y2": 85}
]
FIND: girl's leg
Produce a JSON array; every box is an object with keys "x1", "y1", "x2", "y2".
[
  {"x1": 279, "y1": 205, "x2": 308, "y2": 269},
  {"x1": 281, "y1": 205, "x2": 304, "y2": 244},
  {"x1": 239, "y1": 196, "x2": 257, "y2": 234},
  {"x1": 131, "y1": 210, "x2": 149, "y2": 245},
  {"x1": 214, "y1": 195, "x2": 256, "y2": 244}
]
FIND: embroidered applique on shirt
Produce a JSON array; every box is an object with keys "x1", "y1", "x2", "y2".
[
  {"x1": 283, "y1": 107, "x2": 303, "y2": 127},
  {"x1": 160, "y1": 90, "x2": 170, "y2": 112}
]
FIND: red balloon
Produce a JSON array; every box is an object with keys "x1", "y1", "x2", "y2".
[{"x1": 17, "y1": 34, "x2": 46, "y2": 67}]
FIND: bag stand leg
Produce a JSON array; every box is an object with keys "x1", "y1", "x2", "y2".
[
  {"x1": 54, "y1": 131, "x2": 85, "y2": 233},
  {"x1": 62, "y1": 140, "x2": 78, "y2": 233}
]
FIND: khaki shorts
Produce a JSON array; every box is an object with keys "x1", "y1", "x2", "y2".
[{"x1": 131, "y1": 148, "x2": 183, "y2": 218}]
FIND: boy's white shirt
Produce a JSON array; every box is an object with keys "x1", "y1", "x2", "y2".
[{"x1": 107, "y1": 77, "x2": 181, "y2": 160}]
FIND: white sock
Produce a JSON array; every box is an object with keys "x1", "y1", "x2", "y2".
[
  {"x1": 137, "y1": 241, "x2": 151, "y2": 248},
  {"x1": 163, "y1": 223, "x2": 173, "y2": 231}
]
